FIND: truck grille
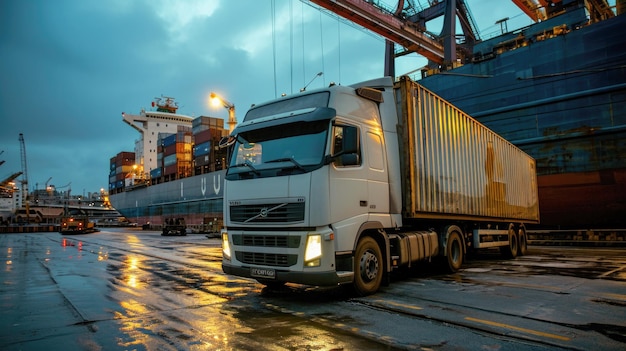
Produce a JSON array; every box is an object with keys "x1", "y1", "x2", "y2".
[
  {"x1": 230, "y1": 202, "x2": 305, "y2": 223},
  {"x1": 235, "y1": 251, "x2": 297, "y2": 267},
  {"x1": 233, "y1": 234, "x2": 301, "y2": 248}
]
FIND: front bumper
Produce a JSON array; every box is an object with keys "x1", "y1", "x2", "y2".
[{"x1": 222, "y1": 262, "x2": 353, "y2": 286}]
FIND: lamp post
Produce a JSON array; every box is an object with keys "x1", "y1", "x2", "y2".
[{"x1": 209, "y1": 92, "x2": 237, "y2": 134}]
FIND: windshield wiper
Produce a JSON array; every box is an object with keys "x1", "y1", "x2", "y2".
[
  {"x1": 265, "y1": 157, "x2": 306, "y2": 172},
  {"x1": 231, "y1": 159, "x2": 260, "y2": 175}
]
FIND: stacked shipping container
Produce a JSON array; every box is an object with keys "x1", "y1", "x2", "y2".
[
  {"x1": 109, "y1": 151, "x2": 135, "y2": 194},
  {"x1": 158, "y1": 126, "x2": 193, "y2": 183},
  {"x1": 192, "y1": 117, "x2": 228, "y2": 175},
  {"x1": 109, "y1": 116, "x2": 229, "y2": 192}
]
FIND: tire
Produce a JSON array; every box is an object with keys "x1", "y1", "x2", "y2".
[
  {"x1": 518, "y1": 227, "x2": 528, "y2": 256},
  {"x1": 353, "y1": 236, "x2": 383, "y2": 296},
  {"x1": 501, "y1": 231, "x2": 518, "y2": 259},
  {"x1": 445, "y1": 231, "x2": 464, "y2": 272}
]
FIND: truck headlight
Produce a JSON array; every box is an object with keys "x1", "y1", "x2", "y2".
[
  {"x1": 304, "y1": 234, "x2": 322, "y2": 267},
  {"x1": 222, "y1": 232, "x2": 231, "y2": 260}
]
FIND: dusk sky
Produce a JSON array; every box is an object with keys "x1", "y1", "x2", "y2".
[{"x1": 0, "y1": 0, "x2": 540, "y2": 196}]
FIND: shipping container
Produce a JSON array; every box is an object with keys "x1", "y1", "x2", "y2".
[
  {"x1": 192, "y1": 116, "x2": 224, "y2": 134},
  {"x1": 396, "y1": 77, "x2": 539, "y2": 222},
  {"x1": 150, "y1": 167, "x2": 162, "y2": 178},
  {"x1": 194, "y1": 141, "x2": 211, "y2": 156},
  {"x1": 194, "y1": 129, "x2": 212, "y2": 144}
]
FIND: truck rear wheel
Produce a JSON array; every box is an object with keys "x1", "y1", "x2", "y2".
[
  {"x1": 445, "y1": 231, "x2": 464, "y2": 272},
  {"x1": 353, "y1": 236, "x2": 383, "y2": 296},
  {"x1": 518, "y1": 227, "x2": 527, "y2": 256},
  {"x1": 501, "y1": 230, "x2": 519, "y2": 259}
]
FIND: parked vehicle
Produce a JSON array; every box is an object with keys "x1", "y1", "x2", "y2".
[
  {"x1": 219, "y1": 76, "x2": 539, "y2": 295},
  {"x1": 162, "y1": 217, "x2": 187, "y2": 236},
  {"x1": 60, "y1": 209, "x2": 97, "y2": 234}
]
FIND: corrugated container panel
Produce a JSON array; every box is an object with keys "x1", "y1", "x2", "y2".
[
  {"x1": 116, "y1": 165, "x2": 135, "y2": 175},
  {"x1": 164, "y1": 164, "x2": 177, "y2": 175},
  {"x1": 163, "y1": 142, "x2": 192, "y2": 156},
  {"x1": 164, "y1": 154, "x2": 177, "y2": 167},
  {"x1": 177, "y1": 125, "x2": 192, "y2": 133},
  {"x1": 194, "y1": 141, "x2": 210, "y2": 156},
  {"x1": 194, "y1": 155, "x2": 210, "y2": 167},
  {"x1": 173, "y1": 131, "x2": 192, "y2": 144},
  {"x1": 178, "y1": 142, "x2": 192, "y2": 154},
  {"x1": 194, "y1": 129, "x2": 212, "y2": 144},
  {"x1": 115, "y1": 151, "x2": 135, "y2": 166},
  {"x1": 193, "y1": 116, "x2": 224, "y2": 127},
  {"x1": 150, "y1": 168, "x2": 162, "y2": 178},
  {"x1": 396, "y1": 77, "x2": 539, "y2": 223},
  {"x1": 162, "y1": 134, "x2": 177, "y2": 147}
]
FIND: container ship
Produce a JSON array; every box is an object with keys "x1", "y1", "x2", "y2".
[
  {"x1": 108, "y1": 96, "x2": 228, "y2": 232},
  {"x1": 417, "y1": 1, "x2": 625, "y2": 229},
  {"x1": 310, "y1": 0, "x2": 625, "y2": 229}
]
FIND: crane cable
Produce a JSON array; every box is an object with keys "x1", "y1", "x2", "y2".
[
  {"x1": 290, "y1": 0, "x2": 294, "y2": 95},
  {"x1": 271, "y1": 0, "x2": 278, "y2": 98}
]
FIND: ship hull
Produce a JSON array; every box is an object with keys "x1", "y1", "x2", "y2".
[
  {"x1": 419, "y1": 13, "x2": 626, "y2": 228},
  {"x1": 109, "y1": 170, "x2": 225, "y2": 231}
]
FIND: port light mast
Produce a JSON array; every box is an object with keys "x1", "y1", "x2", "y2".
[{"x1": 210, "y1": 92, "x2": 237, "y2": 134}]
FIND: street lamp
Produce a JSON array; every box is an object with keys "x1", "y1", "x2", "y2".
[{"x1": 209, "y1": 92, "x2": 237, "y2": 134}]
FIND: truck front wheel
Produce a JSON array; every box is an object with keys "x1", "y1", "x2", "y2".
[{"x1": 353, "y1": 236, "x2": 383, "y2": 296}]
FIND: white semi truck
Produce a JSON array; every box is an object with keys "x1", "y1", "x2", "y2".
[{"x1": 220, "y1": 76, "x2": 539, "y2": 295}]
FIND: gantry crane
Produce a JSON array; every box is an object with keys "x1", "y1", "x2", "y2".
[
  {"x1": 309, "y1": 0, "x2": 480, "y2": 74},
  {"x1": 19, "y1": 133, "x2": 30, "y2": 222}
]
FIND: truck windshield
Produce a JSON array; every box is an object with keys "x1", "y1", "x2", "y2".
[{"x1": 227, "y1": 119, "x2": 329, "y2": 179}]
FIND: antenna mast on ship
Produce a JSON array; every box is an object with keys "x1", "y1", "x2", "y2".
[{"x1": 152, "y1": 96, "x2": 179, "y2": 113}]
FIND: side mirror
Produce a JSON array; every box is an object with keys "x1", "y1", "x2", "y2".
[
  {"x1": 219, "y1": 135, "x2": 236, "y2": 148},
  {"x1": 342, "y1": 127, "x2": 358, "y2": 154}
]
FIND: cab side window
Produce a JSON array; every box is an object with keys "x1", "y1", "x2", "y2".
[{"x1": 332, "y1": 124, "x2": 360, "y2": 167}]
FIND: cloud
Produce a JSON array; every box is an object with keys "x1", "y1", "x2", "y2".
[{"x1": 150, "y1": 0, "x2": 220, "y2": 44}]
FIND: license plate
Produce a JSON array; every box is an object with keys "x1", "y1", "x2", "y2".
[{"x1": 250, "y1": 267, "x2": 276, "y2": 279}]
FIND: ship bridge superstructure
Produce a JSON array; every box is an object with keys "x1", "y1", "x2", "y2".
[{"x1": 122, "y1": 97, "x2": 193, "y2": 177}]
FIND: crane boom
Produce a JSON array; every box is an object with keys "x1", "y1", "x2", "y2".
[{"x1": 309, "y1": 0, "x2": 445, "y2": 64}]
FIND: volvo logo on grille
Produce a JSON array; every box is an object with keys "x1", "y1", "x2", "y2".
[
  {"x1": 259, "y1": 207, "x2": 269, "y2": 218},
  {"x1": 244, "y1": 203, "x2": 289, "y2": 223}
]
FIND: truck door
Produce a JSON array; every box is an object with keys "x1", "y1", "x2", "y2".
[
  {"x1": 329, "y1": 124, "x2": 368, "y2": 225},
  {"x1": 365, "y1": 130, "x2": 388, "y2": 214}
]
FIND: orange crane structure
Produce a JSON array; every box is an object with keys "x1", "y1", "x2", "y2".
[
  {"x1": 309, "y1": 0, "x2": 480, "y2": 74},
  {"x1": 309, "y1": 0, "x2": 615, "y2": 75}
]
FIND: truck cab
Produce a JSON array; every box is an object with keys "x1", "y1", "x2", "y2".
[{"x1": 220, "y1": 78, "x2": 398, "y2": 294}]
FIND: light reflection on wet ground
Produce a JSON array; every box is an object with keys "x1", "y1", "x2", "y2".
[{"x1": 1, "y1": 231, "x2": 625, "y2": 350}]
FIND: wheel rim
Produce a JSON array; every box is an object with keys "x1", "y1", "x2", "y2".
[{"x1": 360, "y1": 250, "x2": 379, "y2": 282}]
